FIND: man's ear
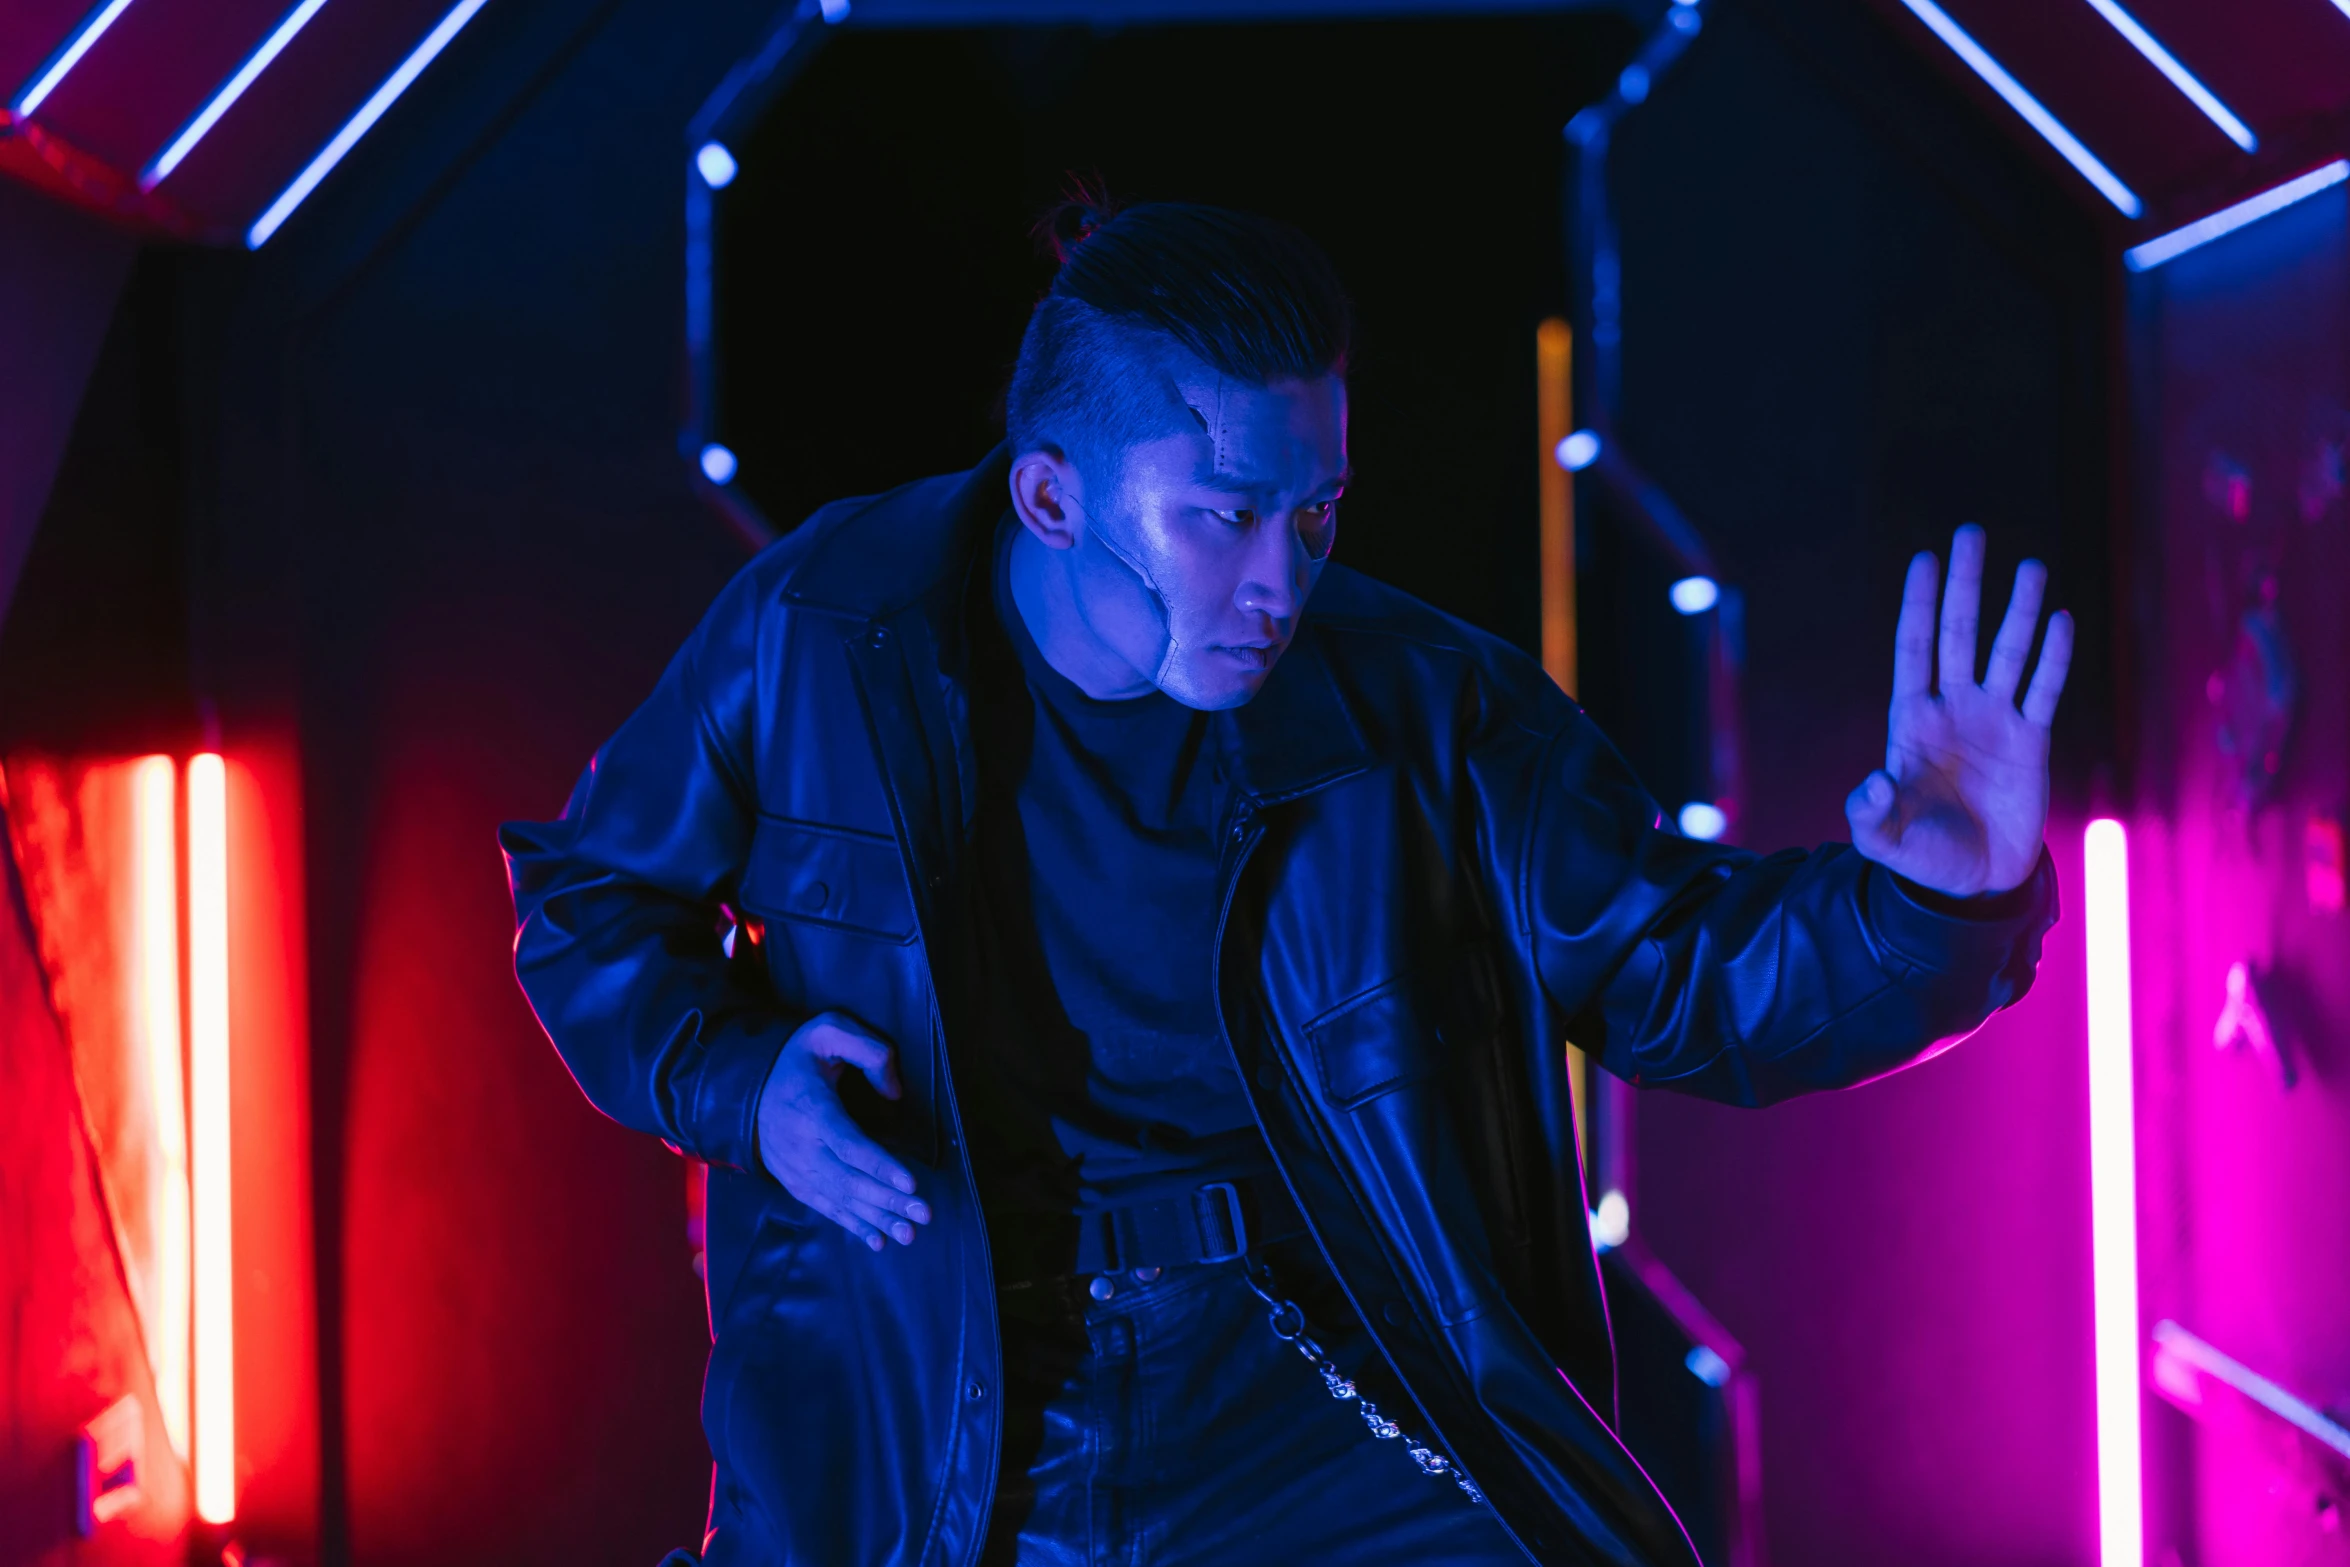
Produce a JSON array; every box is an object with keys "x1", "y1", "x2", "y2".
[{"x1": 1008, "y1": 448, "x2": 1083, "y2": 550}]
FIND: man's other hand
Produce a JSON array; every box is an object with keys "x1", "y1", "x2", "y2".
[
  {"x1": 1846, "y1": 524, "x2": 2074, "y2": 898},
  {"x1": 757, "y1": 1012, "x2": 932, "y2": 1251}
]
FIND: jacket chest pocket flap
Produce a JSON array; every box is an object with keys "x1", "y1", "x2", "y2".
[
  {"x1": 1304, "y1": 978, "x2": 1441, "y2": 1110},
  {"x1": 738, "y1": 815, "x2": 917, "y2": 943}
]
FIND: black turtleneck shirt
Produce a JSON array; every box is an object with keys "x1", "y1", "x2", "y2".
[{"x1": 960, "y1": 518, "x2": 1277, "y2": 1216}]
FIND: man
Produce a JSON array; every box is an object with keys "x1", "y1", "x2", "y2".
[{"x1": 503, "y1": 198, "x2": 2066, "y2": 1566}]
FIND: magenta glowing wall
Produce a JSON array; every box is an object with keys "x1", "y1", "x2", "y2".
[{"x1": 2129, "y1": 181, "x2": 2350, "y2": 1567}]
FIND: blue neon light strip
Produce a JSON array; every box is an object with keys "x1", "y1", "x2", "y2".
[
  {"x1": 2125, "y1": 162, "x2": 2350, "y2": 272},
  {"x1": 2081, "y1": 0, "x2": 2255, "y2": 152},
  {"x1": 11, "y1": 0, "x2": 139, "y2": 116},
  {"x1": 1896, "y1": 0, "x2": 2142, "y2": 217},
  {"x1": 143, "y1": 0, "x2": 334, "y2": 190},
  {"x1": 246, "y1": 0, "x2": 491, "y2": 248}
]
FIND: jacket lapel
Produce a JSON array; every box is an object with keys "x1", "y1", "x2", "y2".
[{"x1": 1219, "y1": 620, "x2": 1374, "y2": 808}]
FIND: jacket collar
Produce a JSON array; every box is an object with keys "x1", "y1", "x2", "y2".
[
  {"x1": 786, "y1": 444, "x2": 1372, "y2": 806},
  {"x1": 781, "y1": 445, "x2": 1015, "y2": 622},
  {"x1": 1218, "y1": 623, "x2": 1372, "y2": 806}
]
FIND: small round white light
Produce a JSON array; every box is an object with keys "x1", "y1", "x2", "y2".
[
  {"x1": 1678, "y1": 802, "x2": 1728, "y2": 841},
  {"x1": 1618, "y1": 64, "x2": 1651, "y2": 104},
  {"x1": 1685, "y1": 1345, "x2": 1732, "y2": 1387},
  {"x1": 819, "y1": 0, "x2": 850, "y2": 20},
  {"x1": 696, "y1": 142, "x2": 739, "y2": 189},
  {"x1": 1669, "y1": 575, "x2": 1720, "y2": 615},
  {"x1": 699, "y1": 443, "x2": 739, "y2": 484},
  {"x1": 1592, "y1": 1190, "x2": 1631, "y2": 1250},
  {"x1": 1556, "y1": 429, "x2": 1602, "y2": 472}
]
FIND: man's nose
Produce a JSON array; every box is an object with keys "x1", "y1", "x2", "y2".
[{"x1": 1235, "y1": 518, "x2": 1311, "y2": 622}]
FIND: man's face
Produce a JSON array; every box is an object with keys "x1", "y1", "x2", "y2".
[{"x1": 1062, "y1": 372, "x2": 1350, "y2": 711}]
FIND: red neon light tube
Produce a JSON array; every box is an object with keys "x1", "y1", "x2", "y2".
[{"x1": 188, "y1": 754, "x2": 235, "y2": 1524}]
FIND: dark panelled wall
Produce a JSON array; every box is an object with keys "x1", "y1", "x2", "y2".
[
  {"x1": 173, "y1": 0, "x2": 797, "y2": 1557},
  {"x1": 1592, "y1": 2, "x2": 2114, "y2": 1564}
]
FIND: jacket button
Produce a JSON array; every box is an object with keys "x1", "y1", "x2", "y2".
[
  {"x1": 965, "y1": 1379, "x2": 987, "y2": 1401},
  {"x1": 868, "y1": 626, "x2": 890, "y2": 648},
  {"x1": 800, "y1": 881, "x2": 829, "y2": 911},
  {"x1": 1089, "y1": 1275, "x2": 1116, "y2": 1302},
  {"x1": 1229, "y1": 819, "x2": 1248, "y2": 843}
]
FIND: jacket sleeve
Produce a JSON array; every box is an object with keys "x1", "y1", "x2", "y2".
[
  {"x1": 1519, "y1": 707, "x2": 2057, "y2": 1107},
  {"x1": 499, "y1": 565, "x2": 799, "y2": 1172}
]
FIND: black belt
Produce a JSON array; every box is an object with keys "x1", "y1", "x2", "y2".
[{"x1": 991, "y1": 1174, "x2": 1305, "y2": 1284}]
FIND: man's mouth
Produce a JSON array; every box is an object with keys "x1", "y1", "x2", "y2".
[{"x1": 1215, "y1": 643, "x2": 1279, "y2": 671}]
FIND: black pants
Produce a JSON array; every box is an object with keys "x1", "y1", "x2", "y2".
[{"x1": 979, "y1": 1234, "x2": 1529, "y2": 1566}]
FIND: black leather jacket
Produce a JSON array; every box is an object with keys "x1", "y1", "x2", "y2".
[{"x1": 503, "y1": 448, "x2": 2055, "y2": 1567}]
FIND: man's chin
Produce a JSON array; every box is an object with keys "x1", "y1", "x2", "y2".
[{"x1": 1160, "y1": 654, "x2": 1280, "y2": 712}]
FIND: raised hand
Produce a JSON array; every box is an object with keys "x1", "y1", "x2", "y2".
[
  {"x1": 757, "y1": 1011, "x2": 932, "y2": 1251},
  {"x1": 1845, "y1": 524, "x2": 2073, "y2": 898}
]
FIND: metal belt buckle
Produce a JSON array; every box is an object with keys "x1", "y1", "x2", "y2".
[{"x1": 1194, "y1": 1181, "x2": 1248, "y2": 1264}]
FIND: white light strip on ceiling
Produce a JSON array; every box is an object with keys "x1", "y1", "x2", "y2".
[
  {"x1": 11, "y1": 0, "x2": 140, "y2": 116},
  {"x1": 2125, "y1": 161, "x2": 2350, "y2": 272},
  {"x1": 2081, "y1": 0, "x2": 2255, "y2": 152},
  {"x1": 246, "y1": 0, "x2": 491, "y2": 248},
  {"x1": 144, "y1": 0, "x2": 335, "y2": 189},
  {"x1": 1896, "y1": 0, "x2": 2142, "y2": 217}
]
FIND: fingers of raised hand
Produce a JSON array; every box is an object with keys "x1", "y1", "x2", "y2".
[
  {"x1": 1982, "y1": 558, "x2": 2048, "y2": 701},
  {"x1": 1893, "y1": 551, "x2": 1939, "y2": 699},
  {"x1": 2022, "y1": 608, "x2": 2075, "y2": 728},
  {"x1": 1936, "y1": 524, "x2": 1987, "y2": 690}
]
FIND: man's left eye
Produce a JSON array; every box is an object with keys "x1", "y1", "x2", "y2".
[{"x1": 1210, "y1": 508, "x2": 1257, "y2": 527}]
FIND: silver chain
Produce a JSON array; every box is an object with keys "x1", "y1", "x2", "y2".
[{"x1": 1242, "y1": 1262, "x2": 1485, "y2": 1506}]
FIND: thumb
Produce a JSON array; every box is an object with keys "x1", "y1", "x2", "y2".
[
  {"x1": 797, "y1": 1014, "x2": 904, "y2": 1101},
  {"x1": 1845, "y1": 769, "x2": 1900, "y2": 853}
]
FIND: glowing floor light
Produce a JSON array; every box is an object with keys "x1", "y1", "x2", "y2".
[
  {"x1": 1669, "y1": 575, "x2": 1719, "y2": 615},
  {"x1": 246, "y1": 0, "x2": 493, "y2": 248},
  {"x1": 1678, "y1": 801, "x2": 1728, "y2": 841},
  {"x1": 699, "y1": 443, "x2": 738, "y2": 484},
  {"x1": 11, "y1": 0, "x2": 140, "y2": 116},
  {"x1": 2125, "y1": 161, "x2": 2350, "y2": 273},
  {"x1": 132, "y1": 756, "x2": 192, "y2": 1463},
  {"x1": 1896, "y1": 0, "x2": 2142, "y2": 217},
  {"x1": 2083, "y1": 818, "x2": 2141, "y2": 1567},
  {"x1": 188, "y1": 754, "x2": 236, "y2": 1525},
  {"x1": 143, "y1": 0, "x2": 335, "y2": 190},
  {"x1": 1556, "y1": 430, "x2": 1601, "y2": 472},
  {"x1": 696, "y1": 141, "x2": 738, "y2": 188},
  {"x1": 2080, "y1": 0, "x2": 2255, "y2": 152}
]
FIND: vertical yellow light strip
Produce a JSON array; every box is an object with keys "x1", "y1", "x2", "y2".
[
  {"x1": 1536, "y1": 319, "x2": 1589, "y2": 1160},
  {"x1": 133, "y1": 755, "x2": 192, "y2": 1463},
  {"x1": 188, "y1": 753, "x2": 236, "y2": 1524},
  {"x1": 1536, "y1": 318, "x2": 1578, "y2": 698}
]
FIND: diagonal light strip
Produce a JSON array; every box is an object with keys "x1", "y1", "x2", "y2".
[
  {"x1": 143, "y1": 0, "x2": 335, "y2": 190},
  {"x1": 11, "y1": 0, "x2": 140, "y2": 116},
  {"x1": 2081, "y1": 0, "x2": 2255, "y2": 152},
  {"x1": 246, "y1": 0, "x2": 491, "y2": 248},
  {"x1": 2125, "y1": 161, "x2": 2350, "y2": 271},
  {"x1": 1897, "y1": 0, "x2": 2142, "y2": 217}
]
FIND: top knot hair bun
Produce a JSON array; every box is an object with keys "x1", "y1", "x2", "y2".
[{"x1": 1035, "y1": 175, "x2": 1121, "y2": 267}]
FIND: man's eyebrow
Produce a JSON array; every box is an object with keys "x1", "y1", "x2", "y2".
[{"x1": 1190, "y1": 462, "x2": 1356, "y2": 494}]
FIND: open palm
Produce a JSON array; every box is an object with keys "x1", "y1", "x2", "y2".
[{"x1": 1846, "y1": 525, "x2": 2073, "y2": 898}]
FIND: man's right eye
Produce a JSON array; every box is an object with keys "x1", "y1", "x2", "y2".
[{"x1": 1209, "y1": 508, "x2": 1257, "y2": 527}]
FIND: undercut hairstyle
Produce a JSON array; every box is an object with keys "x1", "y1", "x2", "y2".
[{"x1": 1005, "y1": 189, "x2": 1354, "y2": 476}]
